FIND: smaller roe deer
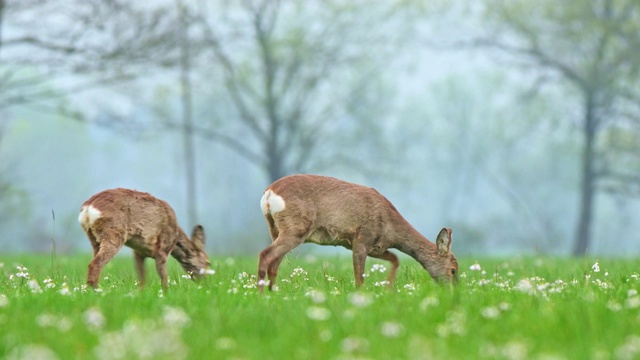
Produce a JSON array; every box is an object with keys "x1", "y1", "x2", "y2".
[
  {"x1": 79, "y1": 188, "x2": 211, "y2": 291},
  {"x1": 258, "y1": 174, "x2": 458, "y2": 290}
]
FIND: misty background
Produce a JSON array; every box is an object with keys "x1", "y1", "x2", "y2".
[{"x1": 1, "y1": 1, "x2": 639, "y2": 257}]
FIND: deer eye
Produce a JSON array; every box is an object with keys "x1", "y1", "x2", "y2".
[{"x1": 451, "y1": 269, "x2": 457, "y2": 275}]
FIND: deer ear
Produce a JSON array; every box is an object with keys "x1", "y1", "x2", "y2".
[
  {"x1": 436, "y1": 228, "x2": 452, "y2": 255},
  {"x1": 191, "y1": 225, "x2": 206, "y2": 250}
]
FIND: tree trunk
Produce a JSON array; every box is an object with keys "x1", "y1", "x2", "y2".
[
  {"x1": 179, "y1": 4, "x2": 197, "y2": 225},
  {"x1": 573, "y1": 92, "x2": 598, "y2": 256},
  {"x1": 0, "y1": 0, "x2": 5, "y2": 60},
  {"x1": 266, "y1": 146, "x2": 286, "y2": 184}
]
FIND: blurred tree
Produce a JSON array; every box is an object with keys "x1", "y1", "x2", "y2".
[
  {"x1": 0, "y1": 0, "x2": 186, "y2": 219},
  {"x1": 0, "y1": 1, "x2": 179, "y2": 110},
  {"x1": 0, "y1": 120, "x2": 30, "y2": 225},
  {"x1": 475, "y1": 0, "x2": 640, "y2": 255},
  {"x1": 174, "y1": 0, "x2": 408, "y2": 183}
]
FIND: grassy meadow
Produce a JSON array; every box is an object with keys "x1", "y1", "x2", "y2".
[{"x1": 0, "y1": 253, "x2": 639, "y2": 360}]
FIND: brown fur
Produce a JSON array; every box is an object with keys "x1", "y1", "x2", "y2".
[
  {"x1": 258, "y1": 174, "x2": 458, "y2": 290},
  {"x1": 79, "y1": 188, "x2": 210, "y2": 291}
]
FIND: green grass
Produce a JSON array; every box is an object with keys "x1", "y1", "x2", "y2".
[{"x1": 0, "y1": 254, "x2": 639, "y2": 359}]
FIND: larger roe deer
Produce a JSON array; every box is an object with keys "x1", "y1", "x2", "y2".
[
  {"x1": 258, "y1": 174, "x2": 458, "y2": 290},
  {"x1": 79, "y1": 188, "x2": 211, "y2": 291}
]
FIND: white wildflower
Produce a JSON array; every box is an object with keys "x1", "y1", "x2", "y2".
[
  {"x1": 607, "y1": 300, "x2": 622, "y2": 312},
  {"x1": 625, "y1": 296, "x2": 640, "y2": 309},
  {"x1": 374, "y1": 280, "x2": 390, "y2": 287},
  {"x1": 403, "y1": 283, "x2": 416, "y2": 291},
  {"x1": 319, "y1": 330, "x2": 332, "y2": 342},
  {"x1": 0, "y1": 294, "x2": 9, "y2": 308},
  {"x1": 36, "y1": 314, "x2": 56, "y2": 328},
  {"x1": 199, "y1": 268, "x2": 215, "y2": 275},
  {"x1": 291, "y1": 267, "x2": 308, "y2": 277},
  {"x1": 628, "y1": 289, "x2": 638, "y2": 297},
  {"x1": 16, "y1": 265, "x2": 29, "y2": 279},
  {"x1": 84, "y1": 307, "x2": 106, "y2": 331},
  {"x1": 616, "y1": 335, "x2": 640, "y2": 360},
  {"x1": 305, "y1": 289, "x2": 326, "y2": 304},
  {"x1": 370, "y1": 264, "x2": 387, "y2": 273},
  {"x1": 516, "y1": 279, "x2": 534, "y2": 294},
  {"x1": 469, "y1": 263, "x2": 482, "y2": 271},
  {"x1": 419, "y1": 296, "x2": 439, "y2": 311},
  {"x1": 341, "y1": 337, "x2": 369, "y2": 353},
  {"x1": 163, "y1": 306, "x2": 191, "y2": 328},
  {"x1": 306, "y1": 306, "x2": 331, "y2": 321},
  {"x1": 59, "y1": 283, "x2": 70, "y2": 296},
  {"x1": 5, "y1": 344, "x2": 60, "y2": 360},
  {"x1": 57, "y1": 318, "x2": 73, "y2": 332},
  {"x1": 592, "y1": 260, "x2": 600, "y2": 273},
  {"x1": 43, "y1": 278, "x2": 55, "y2": 289},
  {"x1": 436, "y1": 311, "x2": 466, "y2": 338},
  {"x1": 380, "y1": 321, "x2": 404, "y2": 337},
  {"x1": 28, "y1": 280, "x2": 42, "y2": 294},
  {"x1": 215, "y1": 337, "x2": 236, "y2": 350},
  {"x1": 481, "y1": 307, "x2": 500, "y2": 319},
  {"x1": 349, "y1": 292, "x2": 373, "y2": 308}
]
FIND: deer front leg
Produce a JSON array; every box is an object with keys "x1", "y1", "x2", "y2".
[
  {"x1": 352, "y1": 243, "x2": 368, "y2": 288},
  {"x1": 87, "y1": 242, "x2": 121, "y2": 288},
  {"x1": 154, "y1": 253, "x2": 169, "y2": 292},
  {"x1": 371, "y1": 250, "x2": 399, "y2": 288},
  {"x1": 134, "y1": 252, "x2": 146, "y2": 288}
]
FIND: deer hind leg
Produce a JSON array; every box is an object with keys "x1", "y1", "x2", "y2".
[
  {"x1": 371, "y1": 250, "x2": 399, "y2": 288},
  {"x1": 265, "y1": 213, "x2": 279, "y2": 241},
  {"x1": 86, "y1": 230, "x2": 100, "y2": 257},
  {"x1": 267, "y1": 254, "x2": 287, "y2": 291},
  {"x1": 264, "y1": 213, "x2": 283, "y2": 290},
  {"x1": 258, "y1": 234, "x2": 305, "y2": 291},
  {"x1": 134, "y1": 252, "x2": 146, "y2": 288},
  {"x1": 87, "y1": 233, "x2": 123, "y2": 288}
]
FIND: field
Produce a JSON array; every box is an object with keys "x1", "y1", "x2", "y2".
[{"x1": 0, "y1": 253, "x2": 639, "y2": 360}]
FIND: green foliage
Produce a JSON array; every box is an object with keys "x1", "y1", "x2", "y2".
[{"x1": 1, "y1": 255, "x2": 639, "y2": 359}]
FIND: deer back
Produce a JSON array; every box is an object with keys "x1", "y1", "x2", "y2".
[
  {"x1": 262, "y1": 174, "x2": 409, "y2": 238},
  {"x1": 79, "y1": 188, "x2": 179, "y2": 251}
]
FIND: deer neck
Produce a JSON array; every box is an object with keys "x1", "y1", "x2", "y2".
[{"x1": 391, "y1": 222, "x2": 441, "y2": 278}]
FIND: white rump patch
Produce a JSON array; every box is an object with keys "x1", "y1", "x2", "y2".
[
  {"x1": 78, "y1": 205, "x2": 102, "y2": 228},
  {"x1": 260, "y1": 189, "x2": 286, "y2": 215}
]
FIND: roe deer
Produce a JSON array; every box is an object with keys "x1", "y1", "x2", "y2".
[
  {"x1": 78, "y1": 188, "x2": 211, "y2": 291},
  {"x1": 258, "y1": 174, "x2": 458, "y2": 290}
]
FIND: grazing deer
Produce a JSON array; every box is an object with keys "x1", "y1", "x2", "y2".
[
  {"x1": 78, "y1": 188, "x2": 211, "y2": 291},
  {"x1": 258, "y1": 174, "x2": 458, "y2": 290}
]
